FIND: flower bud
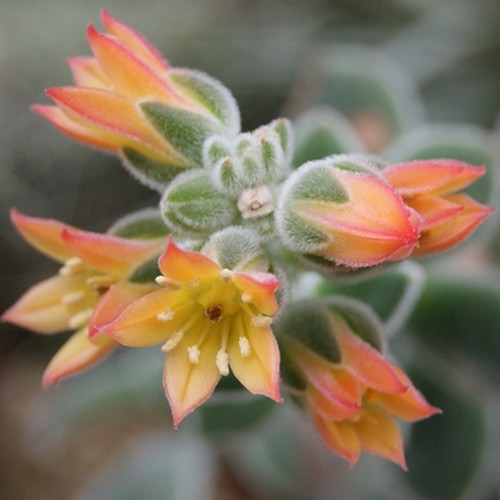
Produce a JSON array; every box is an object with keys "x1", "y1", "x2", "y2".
[
  {"x1": 204, "y1": 119, "x2": 292, "y2": 197},
  {"x1": 275, "y1": 155, "x2": 420, "y2": 269},
  {"x1": 278, "y1": 297, "x2": 440, "y2": 468},
  {"x1": 202, "y1": 226, "x2": 270, "y2": 273},
  {"x1": 160, "y1": 170, "x2": 238, "y2": 235},
  {"x1": 32, "y1": 9, "x2": 240, "y2": 190},
  {"x1": 383, "y1": 159, "x2": 494, "y2": 255}
]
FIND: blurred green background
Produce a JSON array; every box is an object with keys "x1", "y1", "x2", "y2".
[{"x1": 1, "y1": 0, "x2": 499, "y2": 499}]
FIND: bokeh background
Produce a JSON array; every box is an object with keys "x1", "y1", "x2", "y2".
[{"x1": 1, "y1": 0, "x2": 500, "y2": 499}]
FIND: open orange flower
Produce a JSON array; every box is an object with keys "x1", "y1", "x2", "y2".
[
  {"x1": 2, "y1": 209, "x2": 164, "y2": 386},
  {"x1": 383, "y1": 159, "x2": 494, "y2": 255},
  {"x1": 98, "y1": 237, "x2": 282, "y2": 426},
  {"x1": 284, "y1": 311, "x2": 440, "y2": 468},
  {"x1": 32, "y1": 9, "x2": 240, "y2": 187}
]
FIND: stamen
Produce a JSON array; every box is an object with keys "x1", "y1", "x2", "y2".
[
  {"x1": 61, "y1": 290, "x2": 85, "y2": 305},
  {"x1": 216, "y1": 349, "x2": 230, "y2": 376},
  {"x1": 239, "y1": 336, "x2": 251, "y2": 357},
  {"x1": 220, "y1": 269, "x2": 233, "y2": 284},
  {"x1": 187, "y1": 345, "x2": 201, "y2": 364},
  {"x1": 59, "y1": 257, "x2": 85, "y2": 276},
  {"x1": 68, "y1": 308, "x2": 93, "y2": 329},
  {"x1": 86, "y1": 275, "x2": 114, "y2": 290},
  {"x1": 251, "y1": 315, "x2": 273, "y2": 328},
  {"x1": 156, "y1": 309, "x2": 175, "y2": 322},
  {"x1": 241, "y1": 292, "x2": 253, "y2": 303},
  {"x1": 155, "y1": 275, "x2": 180, "y2": 289},
  {"x1": 161, "y1": 331, "x2": 184, "y2": 352}
]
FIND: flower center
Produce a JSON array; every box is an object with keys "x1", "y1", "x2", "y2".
[
  {"x1": 158, "y1": 268, "x2": 269, "y2": 376},
  {"x1": 58, "y1": 257, "x2": 116, "y2": 330},
  {"x1": 204, "y1": 304, "x2": 223, "y2": 322}
]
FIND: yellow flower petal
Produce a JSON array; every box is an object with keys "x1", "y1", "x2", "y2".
[
  {"x1": 163, "y1": 327, "x2": 221, "y2": 427},
  {"x1": 2, "y1": 274, "x2": 95, "y2": 334},
  {"x1": 227, "y1": 320, "x2": 282, "y2": 402},
  {"x1": 42, "y1": 328, "x2": 117, "y2": 387}
]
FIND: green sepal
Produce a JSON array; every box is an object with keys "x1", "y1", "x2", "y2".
[
  {"x1": 268, "y1": 117, "x2": 293, "y2": 164},
  {"x1": 108, "y1": 208, "x2": 170, "y2": 240},
  {"x1": 121, "y1": 147, "x2": 186, "y2": 191},
  {"x1": 169, "y1": 68, "x2": 240, "y2": 134},
  {"x1": 274, "y1": 300, "x2": 340, "y2": 363},
  {"x1": 203, "y1": 136, "x2": 231, "y2": 166},
  {"x1": 161, "y1": 170, "x2": 237, "y2": 235},
  {"x1": 202, "y1": 226, "x2": 268, "y2": 272},
  {"x1": 141, "y1": 101, "x2": 223, "y2": 167}
]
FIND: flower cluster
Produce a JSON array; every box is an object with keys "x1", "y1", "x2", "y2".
[{"x1": 3, "y1": 9, "x2": 494, "y2": 468}]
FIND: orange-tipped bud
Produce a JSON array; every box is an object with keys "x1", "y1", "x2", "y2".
[
  {"x1": 384, "y1": 160, "x2": 494, "y2": 255},
  {"x1": 276, "y1": 155, "x2": 420, "y2": 269},
  {"x1": 33, "y1": 9, "x2": 240, "y2": 190}
]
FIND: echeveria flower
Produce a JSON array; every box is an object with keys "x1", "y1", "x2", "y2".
[
  {"x1": 99, "y1": 237, "x2": 282, "y2": 426},
  {"x1": 2, "y1": 209, "x2": 164, "y2": 386},
  {"x1": 276, "y1": 155, "x2": 421, "y2": 268},
  {"x1": 282, "y1": 305, "x2": 439, "y2": 468},
  {"x1": 383, "y1": 159, "x2": 494, "y2": 255},
  {"x1": 32, "y1": 9, "x2": 240, "y2": 188}
]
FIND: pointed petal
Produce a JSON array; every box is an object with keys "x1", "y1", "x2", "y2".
[
  {"x1": 233, "y1": 272, "x2": 279, "y2": 316},
  {"x1": 89, "y1": 281, "x2": 157, "y2": 336},
  {"x1": 307, "y1": 385, "x2": 360, "y2": 421},
  {"x1": 378, "y1": 364, "x2": 441, "y2": 421},
  {"x1": 10, "y1": 209, "x2": 77, "y2": 262},
  {"x1": 101, "y1": 287, "x2": 188, "y2": 346},
  {"x1": 2, "y1": 274, "x2": 95, "y2": 334},
  {"x1": 384, "y1": 160, "x2": 486, "y2": 197},
  {"x1": 227, "y1": 321, "x2": 282, "y2": 402},
  {"x1": 311, "y1": 413, "x2": 361, "y2": 467},
  {"x1": 45, "y1": 87, "x2": 179, "y2": 162},
  {"x1": 66, "y1": 56, "x2": 111, "y2": 88},
  {"x1": 61, "y1": 228, "x2": 163, "y2": 277},
  {"x1": 287, "y1": 342, "x2": 362, "y2": 407},
  {"x1": 333, "y1": 314, "x2": 407, "y2": 394},
  {"x1": 42, "y1": 328, "x2": 117, "y2": 387},
  {"x1": 164, "y1": 327, "x2": 221, "y2": 427},
  {"x1": 414, "y1": 194, "x2": 494, "y2": 255},
  {"x1": 158, "y1": 237, "x2": 219, "y2": 283},
  {"x1": 32, "y1": 104, "x2": 118, "y2": 152},
  {"x1": 356, "y1": 404, "x2": 407, "y2": 469},
  {"x1": 87, "y1": 24, "x2": 184, "y2": 105},
  {"x1": 100, "y1": 9, "x2": 170, "y2": 73},
  {"x1": 407, "y1": 195, "x2": 463, "y2": 231}
]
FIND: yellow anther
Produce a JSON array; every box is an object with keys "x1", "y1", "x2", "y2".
[
  {"x1": 187, "y1": 345, "x2": 201, "y2": 365},
  {"x1": 61, "y1": 290, "x2": 85, "y2": 305},
  {"x1": 161, "y1": 331, "x2": 184, "y2": 352},
  {"x1": 68, "y1": 308, "x2": 93, "y2": 329},
  {"x1": 86, "y1": 275, "x2": 114, "y2": 289},
  {"x1": 220, "y1": 269, "x2": 233, "y2": 284},
  {"x1": 59, "y1": 257, "x2": 85, "y2": 276},
  {"x1": 157, "y1": 309, "x2": 175, "y2": 322},
  {"x1": 238, "y1": 336, "x2": 251, "y2": 357},
  {"x1": 155, "y1": 275, "x2": 180, "y2": 290},
  {"x1": 250, "y1": 315, "x2": 272, "y2": 328},
  {"x1": 216, "y1": 349, "x2": 230, "y2": 376}
]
